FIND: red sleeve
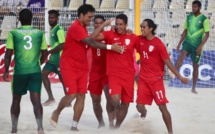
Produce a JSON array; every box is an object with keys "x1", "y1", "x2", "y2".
[
  {"x1": 135, "y1": 35, "x2": 141, "y2": 53},
  {"x1": 71, "y1": 25, "x2": 88, "y2": 42},
  {"x1": 102, "y1": 30, "x2": 113, "y2": 41},
  {"x1": 157, "y1": 39, "x2": 169, "y2": 60}
]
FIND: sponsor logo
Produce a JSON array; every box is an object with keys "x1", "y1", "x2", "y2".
[{"x1": 114, "y1": 38, "x2": 119, "y2": 40}]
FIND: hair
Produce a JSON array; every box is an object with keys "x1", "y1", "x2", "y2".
[
  {"x1": 144, "y1": 19, "x2": 157, "y2": 35},
  {"x1": 192, "y1": 0, "x2": 201, "y2": 7},
  {"x1": 94, "y1": 15, "x2": 105, "y2": 22},
  {"x1": 77, "y1": 4, "x2": 95, "y2": 17},
  {"x1": 19, "y1": 8, "x2": 33, "y2": 25},
  {"x1": 116, "y1": 14, "x2": 128, "y2": 24},
  {"x1": 48, "y1": 9, "x2": 60, "y2": 17}
]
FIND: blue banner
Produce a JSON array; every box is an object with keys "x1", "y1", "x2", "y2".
[{"x1": 169, "y1": 49, "x2": 215, "y2": 88}]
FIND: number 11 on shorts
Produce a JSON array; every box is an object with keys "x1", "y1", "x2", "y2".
[{"x1": 156, "y1": 90, "x2": 163, "y2": 100}]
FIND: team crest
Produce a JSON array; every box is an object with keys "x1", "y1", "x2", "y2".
[
  {"x1": 149, "y1": 45, "x2": 154, "y2": 52},
  {"x1": 198, "y1": 21, "x2": 201, "y2": 24},
  {"x1": 52, "y1": 34, "x2": 54, "y2": 36},
  {"x1": 125, "y1": 39, "x2": 130, "y2": 45}
]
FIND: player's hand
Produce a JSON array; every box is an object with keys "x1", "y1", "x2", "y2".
[
  {"x1": 111, "y1": 44, "x2": 126, "y2": 54},
  {"x1": 196, "y1": 46, "x2": 202, "y2": 54},
  {"x1": 104, "y1": 18, "x2": 115, "y2": 27},
  {"x1": 179, "y1": 76, "x2": 189, "y2": 85},
  {"x1": 111, "y1": 25, "x2": 116, "y2": 32},
  {"x1": 176, "y1": 44, "x2": 181, "y2": 52},
  {"x1": 126, "y1": 29, "x2": 133, "y2": 35},
  {"x1": 3, "y1": 71, "x2": 9, "y2": 82}
]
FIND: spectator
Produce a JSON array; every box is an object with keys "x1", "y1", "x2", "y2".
[{"x1": 0, "y1": 0, "x2": 27, "y2": 15}]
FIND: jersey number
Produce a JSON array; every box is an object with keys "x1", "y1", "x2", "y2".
[
  {"x1": 97, "y1": 48, "x2": 101, "y2": 56},
  {"x1": 24, "y1": 36, "x2": 33, "y2": 50},
  {"x1": 156, "y1": 90, "x2": 164, "y2": 100}
]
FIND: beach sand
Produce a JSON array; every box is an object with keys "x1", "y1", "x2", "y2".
[{"x1": 0, "y1": 82, "x2": 215, "y2": 134}]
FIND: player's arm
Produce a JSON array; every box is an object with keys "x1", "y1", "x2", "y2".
[
  {"x1": 176, "y1": 20, "x2": 188, "y2": 52},
  {"x1": 82, "y1": 37, "x2": 124, "y2": 54},
  {"x1": 40, "y1": 34, "x2": 48, "y2": 64},
  {"x1": 164, "y1": 59, "x2": 189, "y2": 84},
  {"x1": 3, "y1": 32, "x2": 14, "y2": 81},
  {"x1": 90, "y1": 19, "x2": 114, "y2": 40},
  {"x1": 196, "y1": 19, "x2": 210, "y2": 54},
  {"x1": 48, "y1": 30, "x2": 65, "y2": 54}
]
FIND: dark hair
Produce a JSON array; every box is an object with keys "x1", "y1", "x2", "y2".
[
  {"x1": 77, "y1": 4, "x2": 95, "y2": 17},
  {"x1": 48, "y1": 9, "x2": 60, "y2": 17},
  {"x1": 116, "y1": 14, "x2": 127, "y2": 24},
  {"x1": 94, "y1": 15, "x2": 105, "y2": 22},
  {"x1": 144, "y1": 19, "x2": 157, "y2": 35},
  {"x1": 192, "y1": 0, "x2": 201, "y2": 7},
  {"x1": 19, "y1": 8, "x2": 32, "y2": 25}
]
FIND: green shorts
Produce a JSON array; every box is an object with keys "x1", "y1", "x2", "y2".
[
  {"x1": 43, "y1": 62, "x2": 61, "y2": 75},
  {"x1": 182, "y1": 42, "x2": 202, "y2": 64},
  {"x1": 12, "y1": 72, "x2": 42, "y2": 95}
]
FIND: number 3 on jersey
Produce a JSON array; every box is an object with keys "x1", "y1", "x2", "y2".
[{"x1": 24, "y1": 35, "x2": 33, "y2": 50}]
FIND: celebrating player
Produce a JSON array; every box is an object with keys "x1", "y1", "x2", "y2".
[
  {"x1": 136, "y1": 19, "x2": 189, "y2": 134},
  {"x1": 50, "y1": 4, "x2": 124, "y2": 131},
  {"x1": 3, "y1": 9, "x2": 48, "y2": 134},
  {"x1": 91, "y1": 14, "x2": 140, "y2": 128}
]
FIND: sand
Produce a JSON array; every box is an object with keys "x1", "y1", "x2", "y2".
[{"x1": 0, "y1": 82, "x2": 215, "y2": 134}]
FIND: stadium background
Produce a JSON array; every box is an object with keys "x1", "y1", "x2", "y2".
[{"x1": 0, "y1": 0, "x2": 214, "y2": 88}]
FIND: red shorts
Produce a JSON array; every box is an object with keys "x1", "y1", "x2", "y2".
[
  {"x1": 61, "y1": 69, "x2": 88, "y2": 95},
  {"x1": 88, "y1": 75, "x2": 108, "y2": 95},
  {"x1": 108, "y1": 75, "x2": 134, "y2": 103},
  {"x1": 136, "y1": 77, "x2": 169, "y2": 105}
]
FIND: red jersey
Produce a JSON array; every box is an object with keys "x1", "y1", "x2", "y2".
[
  {"x1": 138, "y1": 36, "x2": 169, "y2": 80},
  {"x1": 102, "y1": 30, "x2": 140, "y2": 77},
  {"x1": 60, "y1": 20, "x2": 89, "y2": 72},
  {"x1": 89, "y1": 40, "x2": 107, "y2": 80}
]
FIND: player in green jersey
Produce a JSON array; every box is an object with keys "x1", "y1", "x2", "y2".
[
  {"x1": 171, "y1": 1, "x2": 210, "y2": 94},
  {"x1": 3, "y1": 9, "x2": 48, "y2": 134},
  {"x1": 42, "y1": 10, "x2": 70, "y2": 106}
]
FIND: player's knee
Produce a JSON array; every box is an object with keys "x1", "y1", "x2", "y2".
[
  {"x1": 158, "y1": 104, "x2": 168, "y2": 113},
  {"x1": 76, "y1": 94, "x2": 85, "y2": 102},
  {"x1": 136, "y1": 104, "x2": 145, "y2": 112},
  {"x1": 42, "y1": 70, "x2": 49, "y2": 77}
]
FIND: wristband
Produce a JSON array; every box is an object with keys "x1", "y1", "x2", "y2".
[{"x1": 106, "y1": 45, "x2": 112, "y2": 50}]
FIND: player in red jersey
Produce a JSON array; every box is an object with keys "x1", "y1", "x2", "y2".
[
  {"x1": 136, "y1": 19, "x2": 189, "y2": 134},
  {"x1": 50, "y1": 4, "x2": 124, "y2": 131},
  {"x1": 91, "y1": 14, "x2": 140, "y2": 128},
  {"x1": 88, "y1": 15, "x2": 114, "y2": 128}
]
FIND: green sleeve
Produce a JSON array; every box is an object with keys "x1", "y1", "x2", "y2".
[
  {"x1": 6, "y1": 32, "x2": 14, "y2": 49},
  {"x1": 183, "y1": 20, "x2": 188, "y2": 30},
  {"x1": 40, "y1": 34, "x2": 47, "y2": 50},
  {"x1": 57, "y1": 29, "x2": 65, "y2": 44},
  {"x1": 203, "y1": 18, "x2": 210, "y2": 32}
]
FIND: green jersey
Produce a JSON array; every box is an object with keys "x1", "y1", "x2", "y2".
[
  {"x1": 6, "y1": 26, "x2": 47, "y2": 75},
  {"x1": 49, "y1": 24, "x2": 65, "y2": 65},
  {"x1": 184, "y1": 13, "x2": 210, "y2": 47}
]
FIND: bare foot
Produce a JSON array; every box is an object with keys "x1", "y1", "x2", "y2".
[
  {"x1": 98, "y1": 122, "x2": 105, "y2": 128},
  {"x1": 11, "y1": 128, "x2": 17, "y2": 133},
  {"x1": 43, "y1": 100, "x2": 55, "y2": 106},
  {"x1": 140, "y1": 109, "x2": 147, "y2": 118},
  {"x1": 50, "y1": 110, "x2": 59, "y2": 127},
  {"x1": 38, "y1": 129, "x2": 45, "y2": 134},
  {"x1": 191, "y1": 89, "x2": 198, "y2": 94},
  {"x1": 71, "y1": 127, "x2": 79, "y2": 131}
]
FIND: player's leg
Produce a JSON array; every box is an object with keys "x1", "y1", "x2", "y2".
[
  {"x1": 103, "y1": 84, "x2": 115, "y2": 128},
  {"x1": 158, "y1": 104, "x2": 173, "y2": 134},
  {"x1": 90, "y1": 93, "x2": 105, "y2": 128},
  {"x1": 175, "y1": 50, "x2": 187, "y2": 69},
  {"x1": 192, "y1": 62, "x2": 199, "y2": 94},
  {"x1": 11, "y1": 94, "x2": 22, "y2": 133},
  {"x1": 71, "y1": 93, "x2": 85, "y2": 131},
  {"x1": 42, "y1": 68, "x2": 55, "y2": 106},
  {"x1": 71, "y1": 71, "x2": 88, "y2": 131},
  {"x1": 30, "y1": 91, "x2": 44, "y2": 134},
  {"x1": 28, "y1": 73, "x2": 44, "y2": 134},
  {"x1": 136, "y1": 104, "x2": 147, "y2": 118},
  {"x1": 115, "y1": 102, "x2": 130, "y2": 128}
]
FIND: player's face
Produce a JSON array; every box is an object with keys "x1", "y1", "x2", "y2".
[
  {"x1": 81, "y1": 12, "x2": 94, "y2": 26},
  {"x1": 48, "y1": 14, "x2": 58, "y2": 27},
  {"x1": 115, "y1": 19, "x2": 127, "y2": 34},
  {"x1": 94, "y1": 18, "x2": 104, "y2": 29},
  {"x1": 140, "y1": 21, "x2": 152, "y2": 36},
  {"x1": 192, "y1": 4, "x2": 201, "y2": 14}
]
